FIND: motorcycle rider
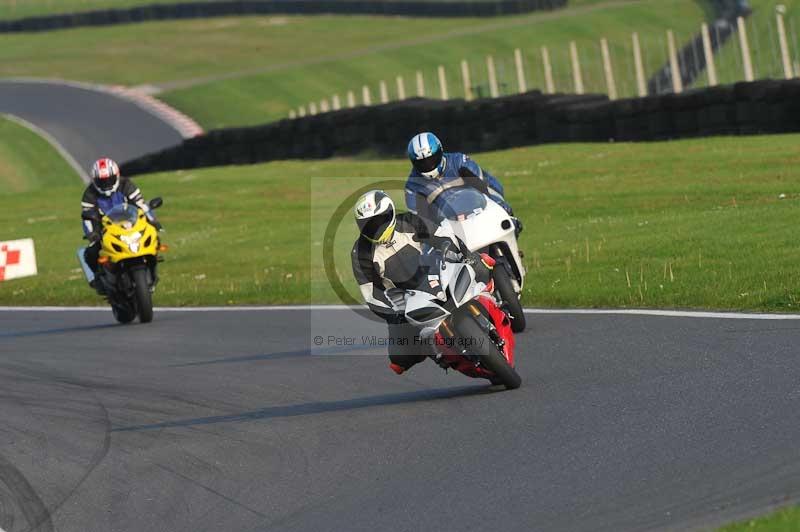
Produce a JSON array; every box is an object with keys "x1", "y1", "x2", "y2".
[
  {"x1": 80, "y1": 158, "x2": 160, "y2": 289},
  {"x1": 404, "y1": 132, "x2": 521, "y2": 234},
  {"x1": 351, "y1": 189, "x2": 494, "y2": 375}
]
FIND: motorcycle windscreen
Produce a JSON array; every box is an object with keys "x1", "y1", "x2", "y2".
[
  {"x1": 435, "y1": 188, "x2": 487, "y2": 221},
  {"x1": 105, "y1": 204, "x2": 139, "y2": 228}
]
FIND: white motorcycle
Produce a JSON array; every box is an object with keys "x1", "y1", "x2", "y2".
[
  {"x1": 433, "y1": 187, "x2": 527, "y2": 332},
  {"x1": 385, "y1": 243, "x2": 521, "y2": 390}
]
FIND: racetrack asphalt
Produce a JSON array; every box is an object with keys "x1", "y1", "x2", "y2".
[
  {"x1": 0, "y1": 81, "x2": 183, "y2": 174},
  {"x1": 0, "y1": 307, "x2": 798, "y2": 531}
]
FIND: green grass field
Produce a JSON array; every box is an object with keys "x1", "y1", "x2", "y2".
[
  {"x1": 719, "y1": 505, "x2": 800, "y2": 531},
  {"x1": 2, "y1": 133, "x2": 799, "y2": 310},
  {"x1": 0, "y1": 115, "x2": 79, "y2": 193},
  {"x1": 0, "y1": 0, "x2": 708, "y2": 127}
]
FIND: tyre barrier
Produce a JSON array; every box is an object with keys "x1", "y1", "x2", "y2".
[
  {"x1": 0, "y1": 0, "x2": 566, "y2": 33},
  {"x1": 120, "y1": 78, "x2": 800, "y2": 176}
]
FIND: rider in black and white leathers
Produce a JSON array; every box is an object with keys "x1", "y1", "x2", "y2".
[{"x1": 351, "y1": 191, "x2": 492, "y2": 373}]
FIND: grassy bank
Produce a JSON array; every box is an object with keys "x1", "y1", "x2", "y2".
[
  {"x1": 1, "y1": 134, "x2": 798, "y2": 309},
  {"x1": 719, "y1": 505, "x2": 800, "y2": 531},
  {"x1": 0, "y1": 1, "x2": 707, "y2": 127},
  {"x1": 0, "y1": 115, "x2": 78, "y2": 193}
]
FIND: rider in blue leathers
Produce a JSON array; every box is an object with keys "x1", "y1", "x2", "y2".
[{"x1": 404, "y1": 132, "x2": 520, "y2": 234}]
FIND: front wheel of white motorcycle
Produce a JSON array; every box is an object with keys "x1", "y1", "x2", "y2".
[{"x1": 492, "y1": 265, "x2": 526, "y2": 333}]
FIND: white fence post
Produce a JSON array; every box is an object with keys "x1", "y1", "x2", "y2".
[
  {"x1": 362, "y1": 85, "x2": 372, "y2": 106},
  {"x1": 541, "y1": 46, "x2": 555, "y2": 94},
  {"x1": 396, "y1": 75, "x2": 406, "y2": 100},
  {"x1": 776, "y1": 8, "x2": 793, "y2": 79},
  {"x1": 737, "y1": 16, "x2": 754, "y2": 81},
  {"x1": 309, "y1": 102, "x2": 318, "y2": 115},
  {"x1": 632, "y1": 32, "x2": 647, "y2": 96},
  {"x1": 487, "y1": 55, "x2": 500, "y2": 98},
  {"x1": 332, "y1": 94, "x2": 341, "y2": 111},
  {"x1": 347, "y1": 90, "x2": 356, "y2": 108},
  {"x1": 569, "y1": 41, "x2": 584, "y2": 94},
  {"x1": 701, "y1": 23, "x2": 718, "y2": 86},
  {"x1": 379, "y1": 80, "x2": 389, "y2": 103},
  {"x1": 514, "y1": 48, "x2": 527, "y2": 94},
  {"x1": 667, "y1": 30, "x2": 684, "y2": 93},
  {"x1": 600, "y1": 38, "x2": 617, "y2": 100},
  {"x1": 298, "y1": 105, "x2": 306, "y2": 117},
  {"x1": 288, "y1": 109, "x2": 297, "y2": 119},
  {"x1": 319, "y1": 99, "x2": 330, "y2": 113},
  {"x1": 438, "y1": 65, "x2": 449, "y2": 99},
  {"x1": 416, "y1": 70, "x2": 426, "y2": 97},
  {"x1": 461, "y1": 60, "x2": 474, "y2": 101}
]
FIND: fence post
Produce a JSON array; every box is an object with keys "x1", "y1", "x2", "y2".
[
  {"x1": 569, "y1": 41, "x2": 584, "y2": 94},
  {"x1": 319, "y1": 99, "x2": 330, "y2": 113},
  {"x1": 701, "y1": 23, "x2": 718, "y2": 86},
  {"x1": 438, "y1": 65, "x2": 449, "y2": 99},
  {"x1": 514, "y1": 48, "x2": 527, "y2": 93},
  {"x1": 487, "y1": 55, "x2": 500, "y2": 97},
  {"x1": 347, "y1": 90, "x2": 356, "y2": 108},
  {"x1": 632, "y1": 32, "x2": 647, "y2": 96},
  {"x1": 541, "y1": 46, "x2": 555, "y2": 94},
  {"x1": 396, "y1": 76, "x2": 406, "y2": 100},
  {"x1": 737, "y1": 16, "x2": 754, "y2": 81},
  {"x1": 289, "y1": 110, "x2": 297, "y2": 119},
  {"x1": 309, "y1": 102, "x2": 318, "y2": 115},
  {"x1": 667, "y1": 30, "x2": 684, "y2": 93},
  {"x1": 379, "y1": 80, "x2": 389, "y2": 103},
  {"x1": 600, "y1": 38, "x2": 617, "y2": 100},
  {"x1": 461, "y1": 60, "x2": 474, "y2": 101},
  {"x1": 362, "y1": 85, "x2": 372, "y2": 106},
  {"x1": 332, "y1": 94, "x2": 341, "y2": 111},
  {"x1": 298, "y1": 106, "x2": 306, "y2": 117},
  {"x1": 416, "y1": 71, "x2": 426, "y2": 97},
  {"x1": 776, "y1": 8, "x2": 793, "y2": 79}
]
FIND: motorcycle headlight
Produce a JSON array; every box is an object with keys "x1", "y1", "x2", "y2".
[{"x1": 407, "y1": 306, "x2": 447, "y2": 323}]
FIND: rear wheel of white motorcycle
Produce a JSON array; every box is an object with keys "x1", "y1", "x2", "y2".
[
  {"x1": 452, "y1": 310, "x2": 521, "y2": 390},
  {"x1": 493, "y1": 265, "x2": 526, "y2": 333},
  {"x1": 132, "y1": 268, "x2": 154, "y2": 323}
]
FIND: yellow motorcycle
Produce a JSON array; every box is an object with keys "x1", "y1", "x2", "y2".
[{"x1": 81, "y1": 198, "x2": 165, "y2": 323}]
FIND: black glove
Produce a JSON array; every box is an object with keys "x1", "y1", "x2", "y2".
[
  {"x1": 152, "y1": 220, "x2": 163, "y2": 231},
  {"x1": 85, "y1": 231, "x2": 101, "y2": 246},
  {"x1": 465, "y1": 250, "x2": 494, "y2": 284}
]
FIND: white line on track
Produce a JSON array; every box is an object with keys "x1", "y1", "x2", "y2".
[{"x1": 2, "y1": 306, "x2": 800, "y2": 320}]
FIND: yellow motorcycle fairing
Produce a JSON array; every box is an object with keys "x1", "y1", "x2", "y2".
[{"x1": 99, "y1": 204, "x2": 160, "y2": 264}]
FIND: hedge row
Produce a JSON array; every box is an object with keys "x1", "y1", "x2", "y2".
[
  {"x1": 0, "y1": 0, "x2": 566, "y2": 33},
  {"x1": 121, "y1": 79, "x2": 800, "y2": 176}
]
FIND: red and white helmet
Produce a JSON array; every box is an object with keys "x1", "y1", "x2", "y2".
[{"x1": 90, "y1": 158, "x2": 121, "y2": 196}]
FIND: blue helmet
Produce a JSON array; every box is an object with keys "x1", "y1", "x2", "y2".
[{"x1": 408, "y1": 132, "x2": 445, "y2": 179}]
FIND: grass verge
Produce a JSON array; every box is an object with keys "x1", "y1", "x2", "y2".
[
  {"x1": 0, "y1": 115, "x2": 78, "y2": 193},
  {"x1": 719, "y1": 505, "x2": 800, "y2": 531},
  {"x1": 1, "y1": 134, "x2": 798, "y2": 309}
]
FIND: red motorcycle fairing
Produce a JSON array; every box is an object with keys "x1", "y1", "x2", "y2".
[{"x1": 433, "y1": 296, "x2": 516, "y2": 380}]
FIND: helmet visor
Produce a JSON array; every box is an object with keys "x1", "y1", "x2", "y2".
[
  {"x1": 95, "y1": 175, "x2": 118, "y2": 191},
  {"x1": 413, "y1": 150, "x2": 443, "y2": 175},
  {"x1": 357, "y1": 210, "x2": 395, "y2": 242}
]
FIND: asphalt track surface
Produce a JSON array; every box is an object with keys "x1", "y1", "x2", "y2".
[
  {"x1": 0, "y1": 81, "x2": 183, "y2": 173},
  {"x1": 0, "y1": 307, "x2": 798, "y2": 532}
]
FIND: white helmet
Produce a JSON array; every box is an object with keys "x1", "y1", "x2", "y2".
[
  {"x1": 90, "y1": 158, "x2": 121, "y2": 197},
  {"x1": 354, "y1": 190, "x2": 396, "y2": 244}
]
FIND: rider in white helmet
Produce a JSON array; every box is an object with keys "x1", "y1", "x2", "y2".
[{"x1": 351, "y1": 189, "x2": 494, "y2": 374}]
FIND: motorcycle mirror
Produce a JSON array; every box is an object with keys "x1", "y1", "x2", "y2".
[{"x1": 148, "y1": 197, "x2": 163, "y2": 210}]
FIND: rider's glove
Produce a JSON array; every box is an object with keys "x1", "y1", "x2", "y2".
[
  {"x1": 85, "y1": 231, "x2": 101, "y2": 246},
  {"x1": 512, "y1": 217, "x2": 523, "y2": 237},
  {"x1": 153, "y1": 220, "x2": 163, "y2": 231},
  {"x1": 465, "y1": 251, "x2": 493, "y2": 284}
]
